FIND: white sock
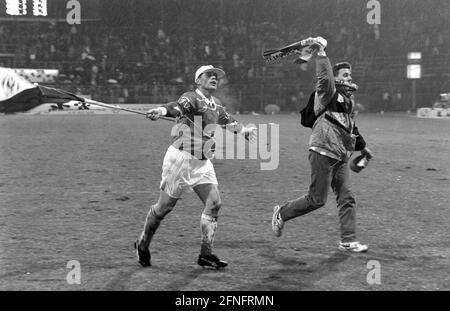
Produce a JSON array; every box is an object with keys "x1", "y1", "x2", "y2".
[
  {"x1": 139, "y1": 206, "x2": 163, "y2": 249},
  {"x1": 200, "y1": 213, "x2": 218, "y2": 256}
]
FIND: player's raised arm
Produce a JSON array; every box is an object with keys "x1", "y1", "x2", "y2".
[{"x1": 312, "y1": 37, "x2": 336, "y2": 115}]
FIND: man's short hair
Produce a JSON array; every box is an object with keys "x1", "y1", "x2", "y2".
[{"x1": 333, "y1": 62, "x2": 352, "y2": 76}]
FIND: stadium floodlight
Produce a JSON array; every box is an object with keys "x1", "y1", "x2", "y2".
[
  {"x1": 407, "y1": 64, "x2": 421, "y2": 79},
  {"x1": 408, "y1": 52, "x2": 422, "y2": 60},
  {"x1": 407, "y1": 51, "x2": 422, "y2": 79},
  {"x1": 407, "y1": 52, "x2": 422, "y2": 111}
]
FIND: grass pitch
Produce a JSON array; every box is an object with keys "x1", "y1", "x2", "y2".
[{"x1": 0, "y1": 112, "x2": 449, "y2": 291}]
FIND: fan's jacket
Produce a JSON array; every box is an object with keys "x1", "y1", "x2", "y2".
[
  {"x1": 161, "y1": 89, "x2": 242, "y2": 159},
  {"x1": 308, "y1": 56, "x2": 366, "y2": 161}
]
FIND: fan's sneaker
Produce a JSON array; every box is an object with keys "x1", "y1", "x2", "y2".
[
  {"x1": 272, "y1": 205, "x2": 284, "y2": 237},
  {"x1": 338, "y1": 241, "x2": 368, "y2": 253},
  {"x1": 197, "y1": 254, "x2": 228, "y2": 269},
  {"x1": 134, "y1": 240, "x2": 151, "y2": 267}
]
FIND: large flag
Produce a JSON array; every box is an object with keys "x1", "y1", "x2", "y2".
[{"x1": 0, "y1": 67, "x2": 84, "y2": 113}]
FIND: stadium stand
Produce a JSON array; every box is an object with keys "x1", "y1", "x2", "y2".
[{"x1": 0, "y1": 0, "x2": 449, "y2": 112}]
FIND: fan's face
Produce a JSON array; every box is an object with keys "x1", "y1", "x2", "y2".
[{"x1": 336, "y1": 68, "x2": 352, "y2": 84}]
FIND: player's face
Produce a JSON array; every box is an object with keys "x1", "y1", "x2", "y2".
[
  {"x1": 198, "y1": 71, "x2": 219, "y2": 91},
  {"x1": 336, "y1": 68, "x2": 352, "y2": 84}
]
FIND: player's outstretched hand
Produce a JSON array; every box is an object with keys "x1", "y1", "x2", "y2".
[
  {"x1": 243, "y1": 126, "x2": 257, "y2": 143},
  {"x1": 146, "y1": 107, "x2": 164, "y2": 120}
]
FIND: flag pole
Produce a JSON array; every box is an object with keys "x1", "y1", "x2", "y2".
[{"x1": 84, "y1": 98, "x2": 175, "y2": 122}]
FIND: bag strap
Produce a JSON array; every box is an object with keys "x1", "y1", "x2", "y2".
[
  {"x1": 324, "y1": 114, "x2": 351, "y2": 134},
  {"x1": 322, "y1": 91, "x2": 354, "y2": 134}
]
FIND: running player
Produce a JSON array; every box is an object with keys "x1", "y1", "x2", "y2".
[{"x1": 135, "y1": 65, "x2": 257, "y2": 268}]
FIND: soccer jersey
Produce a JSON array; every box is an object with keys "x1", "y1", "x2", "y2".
[{"x1": 162, "y1": 89, "x2": 241, "y2": 159}]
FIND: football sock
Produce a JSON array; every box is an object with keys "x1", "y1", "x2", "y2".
[
  {"x1": 139, "y1": 206, "x2": 164, "y2": 249},
  {"x1": 200, "y1": 213, "x2": 218, "y2": 256}
]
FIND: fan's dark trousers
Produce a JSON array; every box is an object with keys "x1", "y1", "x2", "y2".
[{"x1": 279, "y1": 151, "x2": 357, "y2": 242}]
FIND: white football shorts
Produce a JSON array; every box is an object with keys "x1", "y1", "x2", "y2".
[{"x1": 160, "y1": 145, "x2": 218, "y2": 199}]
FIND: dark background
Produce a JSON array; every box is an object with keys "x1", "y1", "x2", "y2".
[{"x1": 0, "y1": 0, "x2": 449, "y2": 112}]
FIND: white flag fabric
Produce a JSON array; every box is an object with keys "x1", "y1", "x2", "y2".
[
  {"x1": 0, "y1": 67, "x2": 36, "y2": 101},
  {"x1": 0, "y1": 67, "x2": 84, "y2": 114}
]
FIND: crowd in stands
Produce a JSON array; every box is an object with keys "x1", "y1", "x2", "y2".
[{"x1": 0, "y1": 0, "x2": 449, "y2": 111}]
